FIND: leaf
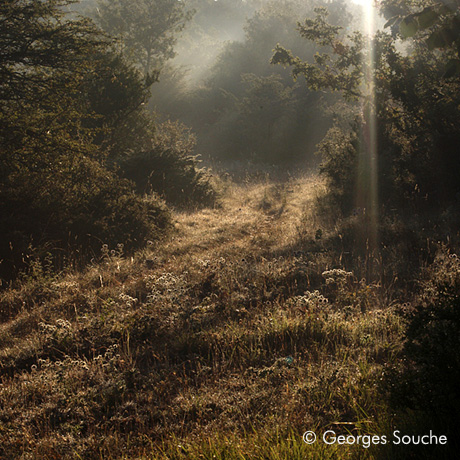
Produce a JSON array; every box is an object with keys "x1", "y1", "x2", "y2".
[
  {"x1": 443, "y1": 59, "x2": 460, "y2": 78},
  {"x1": 399, "y1": 16, "x2": 419, "y2": 38},
  {"x1": 427, "y1": 30, "x2": 447, "y2": 49},
  {"x1": 384, "y1": 16, "x2": 400, "y2": 29},
  {"x1": 382, "y1": 5, "x2": 403, "y2": 20},
  {"x1": 417, "y1": 8, "x2": 439, "y2": 30},
  {"x1": 439, "y1": 2, "x2": 457, "y2": 15}
]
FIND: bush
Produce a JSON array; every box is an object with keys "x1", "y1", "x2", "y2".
[
  {"x1": 0, "y1": 155, "x2": 171, "y2": 281},
  {"x1": 388, "y1": 250, "x2": 460, "y2": 436},
  {"x1": 317, "y1": 125, "x2": 358, "y2": 214},
  {"x1": 120, "y1": 121, "x2": 218, "y2": 208},
  {"x1": 0, "y1": 2, "x2": 182, "y2": 282}
]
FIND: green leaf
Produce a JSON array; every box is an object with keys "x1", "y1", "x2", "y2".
[
  {"x1": 400, "y1": 16, "x2": 419, "y2": 38},
  {"x1": 427, "y1": 30, "x2": 447, "y2": 49},
  {"x1": 384, "y1": 16, "x2": 400, "y2": 29},
  {"x1": 417, "y1": 8, "x2": 439, "y2": 30}
]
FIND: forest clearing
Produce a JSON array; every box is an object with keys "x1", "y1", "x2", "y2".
[
  {"x1": 2, "y1": 0, "x2": 460, "y2": 458},
  {"x1": 0, "y1": 176, "x2": 453, "y2": 459}
]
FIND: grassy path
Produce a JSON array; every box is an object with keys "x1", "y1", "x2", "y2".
[{"x1": 0, "y1": 177, "x2": 405, "y2": 459}]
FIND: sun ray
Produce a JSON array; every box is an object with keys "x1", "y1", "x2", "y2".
[{"x1": 356, "y1": 0, "x2": 379, "y2": 277}]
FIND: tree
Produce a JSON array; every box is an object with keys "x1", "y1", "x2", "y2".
[
  {"x1": 152, "y1": 0, "x2": 348, "y2": 167},
  {"x1": 0, "y1": 0, "x2": 171, "y2": 280},
  {"x1": 271, "y1": 7, "x2": 365, "y2": 101},
  {"x1": 95, "y1": 0, "x2": 193, "y2": 78},
  {"x1": 0, "y1": 0, "x2": 107, "y2": 165},
  {"x1": 381, "y1": 0, "x2": 460, "y2": 76},
  {"x1": 272, "y1": 3, "x2": 460, "y2": 212}
]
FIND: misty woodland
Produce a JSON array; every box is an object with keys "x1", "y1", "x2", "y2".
[{"x1": 1, "y1": 0, "x2": 460, "y2": 459}]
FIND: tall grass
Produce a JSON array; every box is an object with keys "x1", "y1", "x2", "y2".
[{"x1": 0, "y1": 176, "x2": 445, "y2": 460}]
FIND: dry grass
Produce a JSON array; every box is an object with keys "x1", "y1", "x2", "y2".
[{"x1": 0, "y1": 175, "x2": 407, "y2": 459}]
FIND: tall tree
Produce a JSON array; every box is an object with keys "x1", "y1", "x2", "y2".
[
  {"x1": 95, "y1": 0, "x2": 193, "y2": 78},
  {"x1": 381, "y1": 0, "x2": 460, "y2": 77},
  {"x1": 0, "y1": 0, "x2": 108, "y2": 189},
  {"x1": 271, "y1": 3, "x2": 460, "y2": 215},
  {"x1": 0, "y1": 0, "x2": 171, "y2": 279}
]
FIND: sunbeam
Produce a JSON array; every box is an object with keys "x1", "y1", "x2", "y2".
[{"x1": 356, "y1": 0, "x2": 379, "y2": 277}]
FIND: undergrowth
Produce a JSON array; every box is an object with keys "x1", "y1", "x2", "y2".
[{"x1": 0, "y1": 176, "x2": 454, "y2": 459}]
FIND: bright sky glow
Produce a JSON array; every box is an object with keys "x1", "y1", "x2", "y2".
[
  {"x1": 353, "y1": 0, "x2": 376, "y2": 36},
  {"x1": 350, "y1": 0, "x2": 374, "y2": 8}
]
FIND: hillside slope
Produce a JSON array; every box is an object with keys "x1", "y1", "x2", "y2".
[{"x1": 0, "y1": 177, "x2": 404, "y2": 459}]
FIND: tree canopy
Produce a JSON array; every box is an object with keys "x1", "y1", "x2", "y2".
[
  {"x1": 271, "y1": 0, "x2": 460, "y2": 224},
  {"x1": 95, "y1": 0, "x2": 193, "y2": 77},
  {"x1": 0, "y1": 0, "x2": 215, "y2": 280}
]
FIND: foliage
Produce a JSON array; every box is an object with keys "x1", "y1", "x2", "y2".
[
  {"x1": 271, "y1": 7, "x2": 364, "y2": 101},
  {"x1": 0, "y1": 150, "x2": 171, "y2": 279},
  {"x1": 76, "y1": 42, "x2": 217, "y2": 209},
  {"x1": 0, "y1": 0, "x2": 105, "y2": 168},
  {"x1": 94, "y1": 0, "x2": 193, "y2": 77},
  {"x1": 272, "y1": 3, "x2": 460, "y2": 224},
  {"x1": 82, "y1": 51, "x2": 156, "y2": 157},
  {"x1": 382, "y1": 0, "x2": 460, "y2": 76},
  {"x1": 88, "y1": 1, "x2": 218, "y2": 208},
  {"x1": 0, "y1": 0, "x2": 174, "y2": 280},
  {"x1": 152, "y1": 0, "x2": 352, "y2": 167},
  {"x1": 120, "y1": 121, "x2": 217, "y2": 208},
  {"x1": 315, "y1": 125, "x2": 359, "y2": 212},
  {"x1": 388, "y1": 250, "x2": 460, "y2": 440}
]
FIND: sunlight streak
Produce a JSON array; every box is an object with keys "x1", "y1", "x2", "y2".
[{"x1": 357, "y1": 0, "x2": 379, "y2": 276}]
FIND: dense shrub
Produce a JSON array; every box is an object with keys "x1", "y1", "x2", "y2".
[
  {"x1": 82, "y1": 52, "x2": 157, "y2": 158},
  {"x1": 0, "y1": 155, "x2": 171, "y2": 279},
  {"x1": 316, "y1": 125, "x2": 359, "y2": 214},
  {"x1": 120, "y1": 121, "x2": 218, "y2": 208},
  {"x1": 0, "y1": 1, "x2": 217, "y2": 281},
  {"x1": 388, "y1": 250, "x2": 460, "y2": 437}
]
